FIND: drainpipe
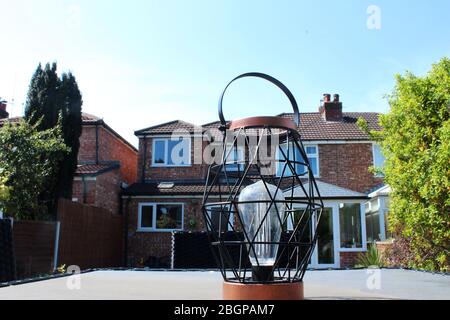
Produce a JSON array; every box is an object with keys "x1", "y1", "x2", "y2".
[
  {"x1": 95, "y1": 123, "x2": 99, "y2": 164},
  {"x1": 122, "y1": 196, "x2": 131, "y2": 267},
  {"x1": 52, "y1": 221, "x2": 61, "y2": 272},
  {"x1": 141, "y1": 136, "x2": 147, "y2": 183},
  {"x1": 82, "y1": 176, "x2": 88, "y2": 203}
]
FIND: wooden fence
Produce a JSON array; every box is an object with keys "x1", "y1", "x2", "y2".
[
  {"x1": 57, "y1": 199, "x2": 123, "y2": 270},
  {"x1": 13, "y1": 220, "x2": 57, "y2": 279},
  {"x1": 6, "y1": 199, "x2": 124, "y2": 280}
]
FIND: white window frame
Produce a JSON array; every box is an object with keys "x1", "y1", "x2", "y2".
[
  {"x1": 137, "y1": 202, "x2": 184, "y2": 232},
  {"x1": 364, "y1": 196, "x2": 389, "y2": 241},
  {"x1": 151, "y1": 137, "x2": 192, "y2": 167},
  {"x1": 276, "y1": 143, "x2": 320, "y2": 178},
  {"x1": 372, "y1": 143, "x2": 385, "y2": 177},
  {"x1": 338, "y1": 201, "x2": 367, "y2": 252}
]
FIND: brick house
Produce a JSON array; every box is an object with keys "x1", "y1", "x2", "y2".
[
  {"x1": 123, "y1": 94, "x2": 386, "y2": 268},
  {"x1": 72, "y1": 113, "x2": 138, "y2": 214},
  {"x1": 0, "y1": 107, "x2": 138, "y2": 216}
]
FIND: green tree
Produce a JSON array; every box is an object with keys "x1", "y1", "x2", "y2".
[
  {"x1": 55, "y1": 72, "x2": 83, "y2": 199},
  {"x1": 0, "y1": 119, "x2": 69, "y2": 220},
  {"x1": 24, "y1": 62, "x2": 83, "y2": 216},
  {"x1": 0, "y1": 170, "x2": 9, "y2": 205},
  {"x1": 360, "y1": 57, "x2": 450, "y2": 272},
  {"x1": 25, "y1": 63, "x2": 61, "y2": 130}
]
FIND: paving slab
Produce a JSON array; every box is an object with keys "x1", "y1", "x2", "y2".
[{"x1": 0, "y1": 269, "x2": 448, "y2": 300}]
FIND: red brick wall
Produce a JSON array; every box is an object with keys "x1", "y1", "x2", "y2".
[
  {"x1": 137, "y1": 138, "x2": 380, "y2": 193},
  {"x1": 125, "y1": 197, "x2": 205, "y2": 267},
  {"x1": 78, "y1": 124, "x2": 138, "y2": 184},
  {"x1": 72, "y1": 179, "x2": 96, "y2": 204},
  {"x1": 98, "y1": 127, "x2": 138, "y2": 184},
  {"x1": 72, "y1": 169, "x2": 121, "y2": 215},
  {"x1": 137, "y1": 137, "x2": 207, "y2": 182},
  {"x1": 95, "y1": 169, "x2": 121, "y2": 215},
  {"x1": 78, "y1": 125, "x2": 97, "y2": 163},
  {"x1": 340, "y1": 251, "x2": 361, "y2": 268},
  {"x1": 318, "y1": 143, "x2": 383, "y2": 193}
]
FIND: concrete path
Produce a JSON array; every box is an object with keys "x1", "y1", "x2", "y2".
[{"x1": 0, "y1": 269, "x2": 448, "y2": 300}]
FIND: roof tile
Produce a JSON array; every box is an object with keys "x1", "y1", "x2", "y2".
[
  {"x1": 202, "y1": 112, "x2": 381, "y2": 141},
  {"x1": 75, "y1": 163, "x2": 119, "y2": 176},
  {"x1": 135, "y1": 120, "x2": 202, "y2": 135}
]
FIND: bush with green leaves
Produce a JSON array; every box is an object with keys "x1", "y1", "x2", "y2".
[
  {"x1": 355, "y1": 243, "x2": 384, "y2": 268},
  {"x1": 0, "y1": 119, "x2": 69, "y2": 220},
  {"x1": 0, "y1": 171, "x2": 9, "y2": 205},
  {"x1": 359, "y1": 57, "x2": 450, "y2": 272}
]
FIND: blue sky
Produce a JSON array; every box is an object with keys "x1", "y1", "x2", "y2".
[{"x1": 0, "y1": 0, "x2": 449, "y2": 146}]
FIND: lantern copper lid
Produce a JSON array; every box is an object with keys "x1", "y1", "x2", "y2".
[{"x1": 228, "y1": 116, "x2": 297, "y2": 131}]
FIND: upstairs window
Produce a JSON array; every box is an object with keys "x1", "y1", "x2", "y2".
[
  {"x1": 152, "y1": 137, "x2": 191, "y2": 167},
  {"x1": 224, "y1": 144, "x2": 245, "y2": 171},
  {"x1": 276, "y1": 144, "x2": 319, "y2": 177}
]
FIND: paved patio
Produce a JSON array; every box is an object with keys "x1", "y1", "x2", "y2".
[{"x1": 0, "y1": 269, "x2": 448, "y2": 300}]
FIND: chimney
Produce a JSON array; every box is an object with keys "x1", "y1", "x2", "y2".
[
  {"x1": 319, "y1": 93, "x2": 342, "y2": 121},
  {"x1": 0, "y1": 100, "x2": 9, "y2": 120}
]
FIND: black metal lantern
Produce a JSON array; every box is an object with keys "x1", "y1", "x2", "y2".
[{"x1": 202, "y1": 73, "x2": 323, "y2": 299}]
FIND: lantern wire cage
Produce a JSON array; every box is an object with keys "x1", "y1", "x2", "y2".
[{"x1": 202, "y1": 73, "x2": 324, "y2": 284}]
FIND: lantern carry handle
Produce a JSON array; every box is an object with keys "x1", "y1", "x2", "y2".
[{"x1": 218, "y1": 72, "x2": 300, "y2": 127}]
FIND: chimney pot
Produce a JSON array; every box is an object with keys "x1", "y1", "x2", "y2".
[
  {"x1": 319, "y1": 94, "x2": 342, "y2": 122},
  {"x1": 0, "y1": 101, "x2": 9, "y2": 119}
]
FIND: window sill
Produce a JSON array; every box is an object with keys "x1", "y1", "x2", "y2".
[
  {"x1": 137, "y1": 228, "x2": 183, "y2": 233},
  {"x1": 339, "y1": 247, "x2": 366, "y2": 252},
  {"x1": 151, "y1": 164, "x2": 192, "y2": 168}
]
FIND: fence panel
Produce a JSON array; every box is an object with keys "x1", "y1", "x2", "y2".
[
  {"x1": 0, "y1": 219, "x2": 16, "y2": 282},
  {"x1": 13, "y1": 220, "x2": 57, "y2": 279},
  {"x1": 57, "y1": 199, "x2": 124, "y2": 270}
]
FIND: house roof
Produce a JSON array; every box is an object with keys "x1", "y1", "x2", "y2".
[
  {"x1": 75, "y1": 163, "x2": 120, "y2": 177},
  {"x1": 123, "y1": 181, "x2": 213, "y2": 196},
  {"x1": 0, "y1": 113, "x2": 138, "y2": 153},
  {"x1": 81, "y1": 112, "x2": 102, "y2": 123},
  {"x1": 167, "y1": 112, "x2": 381, "y2": 141},
  {"x1": 135, "y1": 120, "x2": 203, "y2": 136},
  {"x1": 284, "y1": 180, "x2": 367, "y2": 199},
  {"x1": 0, "y1": 113, "x2": 101, "y2": 126},
  {"x1": 278, "y1": 112, "x2": 381, "y2": 141},
  {"x1": 80, "y1": 113, "x2": 138, "y2": 153},
  {"x1": 124, "y1": 179, "x2": 367, "y2": 199},
  {"x1": 368, "y1": 185, "x2": 391, "y2": 198}
]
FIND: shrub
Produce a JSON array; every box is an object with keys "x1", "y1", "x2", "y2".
[
  {"x1": 355, "y1": 243, "x2": 384, "y2": 268},
  {"x1": 359, "y1": 57, "x2": 450, "y2": 272}
]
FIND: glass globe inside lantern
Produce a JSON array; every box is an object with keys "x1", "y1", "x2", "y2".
[{"x1": 238, "y1": 181, "x2": 286, "y2": 272}]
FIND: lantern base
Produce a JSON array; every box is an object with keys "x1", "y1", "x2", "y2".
[{"x1": 223, "y1": 281, "x2": 304, "y2": 300}]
